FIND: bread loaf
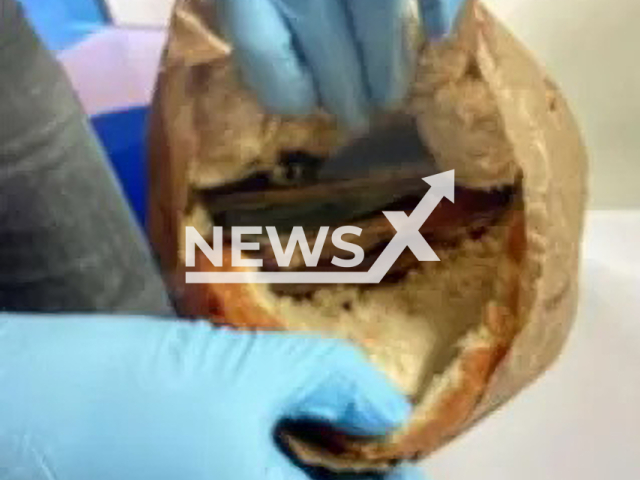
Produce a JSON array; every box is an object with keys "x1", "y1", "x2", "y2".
[{"x1": 148, "y1": 0, "x2": 588, "y2": 471}]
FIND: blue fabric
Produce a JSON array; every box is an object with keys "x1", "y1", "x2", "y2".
[
  {"x1": 91, "y1": 107, "x2": 149, "y2": 227},
  {"x1": 18, "y1": 0, "x2": 106, "y2": 51}
]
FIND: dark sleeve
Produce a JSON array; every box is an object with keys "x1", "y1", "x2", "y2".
[{"x1": 0, "y1": 0, "x2": 174, "y2": 315}]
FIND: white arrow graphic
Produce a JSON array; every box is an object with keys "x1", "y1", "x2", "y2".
[{"x1": 186, "y1": 170, "x2": 455, "y2": 284}]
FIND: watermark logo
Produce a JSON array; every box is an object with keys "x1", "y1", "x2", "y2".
[{"x1": 185, "y1": 170, "x2": 455, "y2": 284}]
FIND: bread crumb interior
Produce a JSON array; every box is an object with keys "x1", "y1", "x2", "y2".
[{"x1": 268, "y1": 220, "x2": 510, "y2": 397}]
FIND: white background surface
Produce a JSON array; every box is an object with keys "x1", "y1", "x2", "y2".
[
  {"x1": 482, "y1": 0, "x2": 640, "y2": 209},
  {"x1": 59, "y1": 28, "x2": 165, "y2": 115},
  {"x1": 103, "y1": 0, "x2": 173, "y2": 27},
  {"x1": 423, "y1": 211, "x2": 640, "y2": 480}
]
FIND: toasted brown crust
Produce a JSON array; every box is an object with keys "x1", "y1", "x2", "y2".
[
  {"x1": 364, "y1": 303, "x2": 516, "y2": 460},
  {"x1": 152, "y1": 0, "x2": 586, "y2": 472},
  {"x1": 283, "y1": 302, "x2": 517, "y2": 472},
  {"x1": 183, "y1": 210, "x2": 523, "y2": 471},
  {"x1": 185, "y1": 249, "x2": 283, "y2": 331},
  {"x1": 169, "y1": 3, "x2": 549, "y2": 469}
]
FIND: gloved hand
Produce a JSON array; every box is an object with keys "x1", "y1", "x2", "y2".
[
  {"x1": 215, "y1": 0, "x2": 467, "y2": 129},
  {"x1": 0, "y1": 314, "x2": 425, "y2": 480}
]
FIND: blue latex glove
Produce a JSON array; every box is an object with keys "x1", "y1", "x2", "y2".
[
  {"x1": 0, "y1": 314, "x2": 425, "y2": 480},
  {"x1": 215, "y1": 0, "x2": 467, "y2": 129}
]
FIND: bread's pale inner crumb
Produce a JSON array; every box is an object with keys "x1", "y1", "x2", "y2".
[{"x1": 270, "y1": 224, "x2": 508, "y2": 396}]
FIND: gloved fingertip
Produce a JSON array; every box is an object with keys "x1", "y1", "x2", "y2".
[
  {"x1": 370, "y1": 74, "x2": 411, "y2": 112},
  {"x1": 386, "y1": 463, "x2": 428, "y2": 480},
  {"x1": 361, "y1": 384, "x2": 413, "y2": 434},
  {"x1": 284, "y1": 340, "x2": 412, "y2": 437},
  {"x1": 334, "y1": 107, "x2": 372, "y2": 134},
  {"x1": 420, "y1": 0, "x2": 466, "y2": 40},
  {"x1": 325, "y1": 344, "x2": 412, "y2": 435},
  {"x1": 366, "y1": 37, "x2": 412, "y2": 111},
  {"x1": 219, "y1": 0, "x2": 319, "y2": 116},
  {"x1": 238, "y1": 54, "x2": 318, "y2": 117},
  {"x1": 347, "y1": 0, "x2": 412, "y2": 112},
  {"x1": 261, "y1": 86, "x2": 318, "y2": 118},
  {"x1": 423, "y1": 17, "x2": 450, "y2": 41}
]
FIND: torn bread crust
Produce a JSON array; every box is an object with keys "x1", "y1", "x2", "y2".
[
  {"x1": 285, "y1": 212, "x2": 525, "y2": 471},
  {"x1": 189, "y1": 245, "x2": 520, "y2": 472},
  {"x1": 151, "y1": 0, "x2": 587, "y2": 472},
  {"x1": 186, "y1": 250, "x2": 282, "y2": 331},
  {"x1": 185, "y1": 206, "x2": 525, "y2": 471},
  {"x1": 287, "y1": 304, "x2": 516, "y2": 472}
]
